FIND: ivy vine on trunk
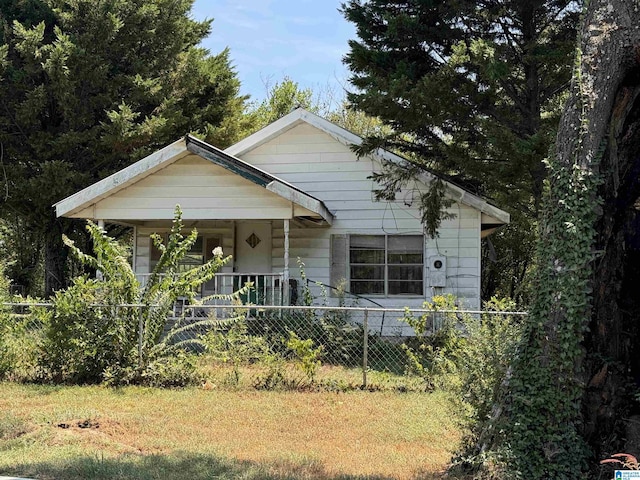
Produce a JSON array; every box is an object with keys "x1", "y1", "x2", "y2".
[{"x1": 473, "y1": 1, "x2": 640, "y2": 478}]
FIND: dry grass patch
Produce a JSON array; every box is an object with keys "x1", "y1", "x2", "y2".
[{"x1": 0, "y1": 383, "x2": 461, "y2": 479}]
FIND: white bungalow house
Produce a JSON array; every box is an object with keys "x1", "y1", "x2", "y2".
[{"x1": 55, "y1": 108, "x2": 509, "y2": 322}]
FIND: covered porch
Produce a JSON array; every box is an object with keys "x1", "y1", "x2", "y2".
[
  {"x1": 55, "y1": 135, "x2": 334, "y2": 306},
  {"x1": 133, "y1": 219, "x2": 302, "y2": 306}
]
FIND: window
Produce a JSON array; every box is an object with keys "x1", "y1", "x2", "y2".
[
  {"x1": 150, "y1": 234, "x2": 221, "y2": 273},
  {"x1": 349, "y1": 235, "x2": 423, "y2": 296}
]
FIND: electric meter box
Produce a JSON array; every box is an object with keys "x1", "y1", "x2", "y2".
[{"x1": 428, "y1": 255, "x2": 447, "y2": 287}]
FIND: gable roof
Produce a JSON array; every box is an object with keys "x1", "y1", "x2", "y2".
[
  {"x1": 226, "y1": 108, "x2": 510, "y2": 226},
  {"x1": 55, "y1": 134, "x2": 333, "y2": 224}
]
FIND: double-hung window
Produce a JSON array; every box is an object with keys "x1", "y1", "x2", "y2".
[{"x1": 349, "y1": 235, "x2": 423, "y2": 296}]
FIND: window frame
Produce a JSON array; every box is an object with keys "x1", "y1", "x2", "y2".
[
  {"x1": 150, "y1": 233, "x2": 222, "y2": 272},
  {"x1": 348, "y1": 234, "x2": 424, "y2": 297}
]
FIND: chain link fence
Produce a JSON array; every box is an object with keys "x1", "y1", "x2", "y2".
[{"x1": 2, "y1": 302, "x2": 526, "y2": 389}]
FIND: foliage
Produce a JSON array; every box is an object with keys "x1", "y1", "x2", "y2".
[
  {"x1": 401, "y1": 295, "x2": 463, "y2": 387},
  {"x1": 482, "y1": 26, "x2": 606, "y2": 475},
  {"x1": 0, "y1": 0, "x2": 247, "y2": 294},
  {"x1": 245, "y1": 77, "x2": 318, "y2": 133},
  {"x1": 449, "y1": 299, "x2": 523, "y2": 477},
  {"x1": 481, "y1": 213, "x2": 538, "y2": 306},
  {"x1": 286, "y1": 332, "x2": 322, "y2": 383},
  {"x1": 0, "y1": 215, "x2": 44, "y2": 296},
  {"x1": 0, "y1": 263, "x2": 41, "y2": 381},
  {"x1": 202, "y1": 315, "x2": 272, "y2": 386},
  {"x1": 326, "y1": 101, "x2": 393, "y2": 139},
  {"x1": 456, "y1": 298, "x2": 522, "y2": 429},
  {"x1": 342, "y1": 0, "x2": 579, "y2": 297},
  {"x1": 400, "y1": 294, "x2": 525, "y2": 476},
  {"x1": 37, "y1": 206, "x2": 236, "y2": 386}
]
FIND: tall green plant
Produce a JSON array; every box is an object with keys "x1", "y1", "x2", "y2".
[{"x1": 40, "y1": 206, "x2": 241, "y2": 385}]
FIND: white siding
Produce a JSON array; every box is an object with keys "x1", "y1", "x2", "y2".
[
  {"x1": 240, "y1": 122, "x2": 482, "y2": 314},
  {"x1": 86, "y1": 155, "x2": 313, "y2": 221}
]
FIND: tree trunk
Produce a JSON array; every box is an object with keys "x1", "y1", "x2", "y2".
[
  {"x1": 492, "y1": 0, "x2": 640, "y2": 477},
  {"x1": 585, "y1": 80, "x2": 640, "y2": 460}
]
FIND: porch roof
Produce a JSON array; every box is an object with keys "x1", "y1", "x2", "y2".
[{"x1": 54, "y1": 134, "x2": 334, "y2": 225}]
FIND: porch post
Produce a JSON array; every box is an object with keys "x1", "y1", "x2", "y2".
[
  {"x1": 96, "y1": 219, "x2": 105, "y2": 280},
  {"x1": 283, "y1": 219, "x2": 290, "y2": 305}
]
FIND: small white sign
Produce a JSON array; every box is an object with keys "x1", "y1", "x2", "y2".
[{"x1": 616, "y1": 471, "x2": 640, "y2": 479}]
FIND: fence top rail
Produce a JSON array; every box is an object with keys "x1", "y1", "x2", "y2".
[
  {"x1": 3, "y1": 302, "x2": 528, "y2": 315},
  {"x1": 5, "y1": 302, "x2": 150, "y2": 308},
  {"x1": 135, "y1": 272, "x2": 284, "y2": 277}
]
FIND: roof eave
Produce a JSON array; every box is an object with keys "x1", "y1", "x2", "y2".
[
  {"x1": 266, "y1": 181, "x2": 333, "y2": 225},
  {"x1": 224, "y1": 108, "x2": 510, "y2": 225},
  {"x1": 186, "y1": 134, "x2": 333, "y2": 225},
  {"x1": 55, "y1": 139, "x2": 188, "y2": 218}
]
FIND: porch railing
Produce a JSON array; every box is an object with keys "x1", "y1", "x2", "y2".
[{"x1": 135, "y1": 272, "x2": 286, "y2": 306}]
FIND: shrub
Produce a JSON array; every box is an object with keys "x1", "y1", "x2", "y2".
[
  {"x1": 286, "y1": 331, "x2": 322, "y2": 383},
  {"x1": 0, "y1": 264, "x2": 41, "y2": 382},
  {"x1": 400, "y1": 295, "x2": 464, "y2": 388},
  {"x1": 401, "y1": 295, "x2": 522, "y2": 430},
  {"x1": 202, "y1": 315, "x2": 272, "y2": 386},
  {"x1": 38, "y1": 206, "x2": 241, "y2": 386}
]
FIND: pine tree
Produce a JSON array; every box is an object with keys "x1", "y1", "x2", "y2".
[
  {"x1": 342, "y1": 0, "x2": 580, "y2": 301},
  {"x1": 0, "y1": 0, "x2": 247, "y2": 295}
]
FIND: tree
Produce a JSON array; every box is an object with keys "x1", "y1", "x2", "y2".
[
  {"x1": 472, "y1": 0, "x2": 640, "y2": 477},
  {"x1": 0, "y1": 0, "x2": 246, "y2": 295},
  {"x1": 341, "y1": 0, "x2": 580, "y2": 302},
  {"x1": 244, "y1": 76, "x2": 319, "y2": 133}
]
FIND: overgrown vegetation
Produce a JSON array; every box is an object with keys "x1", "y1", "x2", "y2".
[
  {"x1": 30, "y1": 206, "x2": 238, "y2": 386},
  {"x1": 400, "y1": 295, "x2": 524, "y2": 477}
]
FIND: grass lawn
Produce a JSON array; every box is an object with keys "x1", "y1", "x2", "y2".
[{"x1": 0, "y1": 382, "x2": 461, "y2": 480}]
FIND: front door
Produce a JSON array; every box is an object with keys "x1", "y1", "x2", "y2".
[
  {"x1": 235, "y1": 222, "x2": 273, "y2": 303},
  {"x1": 235, "y1": 222, "x2": 272, "y2": 273}
]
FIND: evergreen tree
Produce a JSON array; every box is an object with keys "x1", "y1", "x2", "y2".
[
  {"x1": 0, "y1": 0, "x2": 246, "y2": 295},
  {"x1": 342, "y1": 0, "x2": 580, "y2": 302}
]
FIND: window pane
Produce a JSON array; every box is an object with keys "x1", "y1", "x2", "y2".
[
  {"x1": 388, "y1": 253, "x2": 423, "y2": 264},
  {"x1": 388, "y1": 235, "x2": 422, "y2": 252},
  {"x1": 351, "y1": 265, "x2": 384, "y2": 280},
  {"x1": 351, "y1": 235, "x2": 384, "y2": 249},
  {"x1": 351, "y1": 280, "x2": 384, "y2": 295},
  {"x1": 351, "y1": 249, "x2": 385, "y2": 264},
  {"x1": 178, "y1": 237, "x2": 203, "y2": 268},
  {"x1": 349, "y1": 235, "x2": 424, "y2": 297},
  {"x1": 388, "y1": 265, "x2": 423, "y2": 281},
  {"x1": 389, "y1": 280, "x2": 423, "y2": 295}
]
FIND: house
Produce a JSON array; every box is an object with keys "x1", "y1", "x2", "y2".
[{"x1": 55, "y1": 108, "x2": 509, "y2": 329}]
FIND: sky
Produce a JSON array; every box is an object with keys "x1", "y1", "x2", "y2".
[{"x1": 192, "y1": 0, "x2": 357, "y2": 105}]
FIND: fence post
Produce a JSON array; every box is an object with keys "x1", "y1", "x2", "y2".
[
  {"x1": 138, "y1": 305, "x2": 144, "y2": 368},
  {"x1": 362, "y1": 308, "x2": 368, "y2": 389}
]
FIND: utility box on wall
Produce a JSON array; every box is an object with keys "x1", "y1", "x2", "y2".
[{"x1": 428, "y1": 255, "x2": 447, "y2": 287}]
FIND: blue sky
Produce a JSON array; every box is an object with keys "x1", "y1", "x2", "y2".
[{"x1": 192, "y1": 0, "x2": 356, "y2": 105}]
